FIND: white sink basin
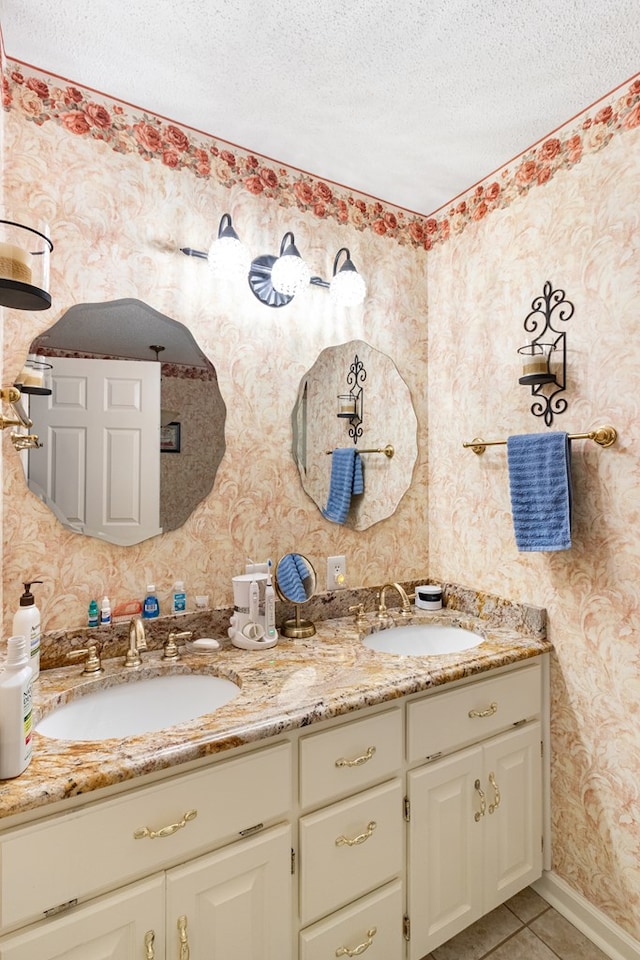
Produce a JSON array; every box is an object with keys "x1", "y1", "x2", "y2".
[
  {"x1": 362, "y1": 623, "x2": 483, "y2": 656},
  {"x1": 36, "y1": 673, "x2": 240, "y2": 742}
]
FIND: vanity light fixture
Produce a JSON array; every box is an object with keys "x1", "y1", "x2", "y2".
[
  {"x1": 518, "y1": 280, "x2": 571, "y2": 427},
  {"x1": 0, "y1": 219, "x2": 53, "y2": 311},
  {"x1": 181, "y1": 214, "x2": 366, "y2": 309}
]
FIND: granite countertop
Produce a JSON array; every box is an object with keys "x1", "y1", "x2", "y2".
[{"x1": 0, "y1": 603, "x2": 551, "y2": 823}]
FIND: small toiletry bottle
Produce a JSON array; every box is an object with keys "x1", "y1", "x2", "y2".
[
  {"x1": 265, "y1": 560, "x2": 277, "y2": 639},
  {"x1": 88, "y1": 599, "x2": 99, "y2": 628},
  {"x1": 143, "y1": 584, "x2": 160, "y2": 619},
  {"x1": 12, "y1": 580, "x2": 42, "y2": 681},
  {"x1": 172, "y1": 580, "x2": 187, "y2": 614},
  {"x1": 0, "y1": 635, "x2": 34, "y2": 779},
  {"x1": 100, "y1": 596, "x2": 111, "y2": 625}
]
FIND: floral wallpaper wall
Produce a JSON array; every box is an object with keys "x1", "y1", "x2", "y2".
[
  {"x1": 427, "y1": 80, "x2": 640, "y2": 940},
  {"x1": 1, "y1": 60, "x2": 429, "y2": 632}
]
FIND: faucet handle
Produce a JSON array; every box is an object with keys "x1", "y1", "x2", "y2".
[
  {"x1": 163, "y1": 630, "x2": 192, "y2": 661},
  {"x1": 349, "y1": 604, "x2": 369, "y2": 628},
  {"x1": 68, "y1": 643, "x2": 103, "y2": 675}
]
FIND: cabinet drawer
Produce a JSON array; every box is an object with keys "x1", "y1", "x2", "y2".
[
  {"x1": 299, "y1": 778, "x2": 403, "y2": 925},
  {"x1": 407, "y1": 663, "x2": 541, "y2": 763},
  {"x1": 0, "y1": 741, "x2": 291, "y2": 931},
  {"x1": 300, "y1": 708, "x2": 402, "y2": 810},
  {"x1": 300, "y1": 879, "x2": 403, "y2": 960}
]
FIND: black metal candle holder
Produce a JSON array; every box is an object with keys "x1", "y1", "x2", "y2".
[{"x1": 518, "y1": 280, "x2": 572, "y2": 427}]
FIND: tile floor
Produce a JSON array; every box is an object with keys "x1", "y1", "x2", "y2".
[{"x1": 425, "y1": 886, "x2": 610, "y2": 960}]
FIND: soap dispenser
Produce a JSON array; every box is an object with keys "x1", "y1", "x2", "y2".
[{"x1": 12, "y1": 581, "x2": 43, "y2": 681}]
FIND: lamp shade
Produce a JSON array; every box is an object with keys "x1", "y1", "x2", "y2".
[
  {"x1": 208, "y1": 213, "x2": 250, "y2": 279},
  {"x1": 330, "y1": 248, "x2": 366, "y2": 306},
  {"x1": 271, "y1": 232, "x2": 310, "y2": 297}
]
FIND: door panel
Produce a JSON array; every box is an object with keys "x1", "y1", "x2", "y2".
[
  {"x1": 0, "y1": 876, "x2": 164, "y2": 960},
  {"x1": 407, "y1": 747, "x2": 483, "y2": 960},
  {"x1": 166, "y1": 822, "x2": 292, "y2": 960}
]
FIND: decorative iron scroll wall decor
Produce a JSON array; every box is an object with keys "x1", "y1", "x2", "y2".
[
  {"x1": 518, "y1": 280, "x2": 572, "y2": 426},
  {"x1": 337, "y1": 354, "x2": 366, "y2": 443}
]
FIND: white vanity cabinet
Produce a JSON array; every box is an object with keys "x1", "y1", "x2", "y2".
[
  {"x1": 405, "y1": 662, "x2": 543, "y2": 959},
  {"x1": 0, "y1": 653, "x2": 548, "y2": 960},
  {"x1": 0, "y1": 743, "x2": 293, "y2": 960}
]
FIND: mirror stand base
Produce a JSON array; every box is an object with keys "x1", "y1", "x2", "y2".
[{"x1": 281, "y1": 605, "x2": 316, "y2": 639}]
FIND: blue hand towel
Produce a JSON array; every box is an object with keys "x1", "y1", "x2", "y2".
[
  {"x1": 277, "y1": 553, "x2": 308, "y2": 603},
  {"x1": 322, "y1": 448, "x2": 364, "y2": 524},
  {"x1": 507, "y1": 432, "x2": 572, "y2": 552}
]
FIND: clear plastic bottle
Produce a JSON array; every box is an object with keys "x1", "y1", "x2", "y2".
[
  {"x1": 172, "y1": 580, "x2": 187, "y2": 614},
  {"x1": 143, "y1": 584, "x2": 160, "y2": 619},
  {"x1": 0, "y1": 635, "x2": 34, "y2": 779},
  {"x1": 12, "y1": 580, "x2": 42, "y2": 681},
  {"x1": 100, "y1": 596, "x2": 111, "y2": 625}
]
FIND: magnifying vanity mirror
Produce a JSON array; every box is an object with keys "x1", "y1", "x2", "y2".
[
  {"x1": 18, "y1": 299, "x2": 226, "y2": 546},
  {"x1": 292, "y1": 340, "x2": 418, "y2": 529},
  {"x1": 274, "y1": 553, "x2": 317, "y2": 638}
]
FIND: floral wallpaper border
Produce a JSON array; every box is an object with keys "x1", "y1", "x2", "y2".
[{"x1": 2, "y1": 60, "x2": 640, "y2": 251}]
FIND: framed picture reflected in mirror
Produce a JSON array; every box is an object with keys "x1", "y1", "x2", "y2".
[{"x1": 160, "y1": 421, "x2": 181, "y2": 453}]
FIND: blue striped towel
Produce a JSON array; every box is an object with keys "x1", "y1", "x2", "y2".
[
  {"x1": 277, "y1": 553, "x2": 310, "y2": 603},
  {"x1": 507, "y1": 432, "x2": 572, "y2": 551},
  {"x1": 322, "y1": 448, "x2": 364, "y2": 524}
]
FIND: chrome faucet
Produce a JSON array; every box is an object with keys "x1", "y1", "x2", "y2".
[
  {"x1": 125, "y1": 617, "x2": 148, "y2": 667},
  {"x1": 377, "y1": 582, "x2": 413, "y2": 621}
]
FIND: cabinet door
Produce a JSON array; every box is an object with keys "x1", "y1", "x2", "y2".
[
  {"x1": 482, "y1": 721, "x2": 542, "y2": 913},
  {"x1": 0, "y1": 875, "x2": 164, "y2": 960},
  {"x1": 407, "y1": 746, "x2": 483, "y2": 960},
  {"x1": 166, "y1": 822, "x2": 292, "y2": 960}
]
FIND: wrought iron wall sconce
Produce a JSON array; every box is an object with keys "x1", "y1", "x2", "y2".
[
  {"x1": 337, "y1": 354, "x2": 366, "y2": 443},
  {"x1": 0, "y1": 386, "x2": 42, "y2": 450},
  {"x1": 181, "y1": 214, "x2": 366, "y2": 308},
  {"x1": 518, "y1": 280, "x2": 572, "y2": 427},
  {"x1": 0, "y1": 219, "x2": 53, "y2": 311}
]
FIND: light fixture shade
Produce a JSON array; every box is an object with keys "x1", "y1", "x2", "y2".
[
  {"x1": 208, "y1": 213, "x2": 251, "y2": 279},
  {"x1": 271, "y1": 232, "x2": 310, "y2": 297},
  {"x1": 330, "y1": 248, "x2": 366, "y2": 306}
]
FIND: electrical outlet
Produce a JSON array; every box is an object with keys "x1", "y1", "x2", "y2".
[{"x1": 327, "y1": 555, "x2": 347, "y2": 590}]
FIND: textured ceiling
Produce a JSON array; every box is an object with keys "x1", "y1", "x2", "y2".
[{"x1": 2, "y1": 0, "x2": 639, "y2": 214}]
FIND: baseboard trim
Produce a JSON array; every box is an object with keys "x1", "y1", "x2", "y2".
[{"x1": 533, "y1": 872, "x2": 640, "y2": 960}]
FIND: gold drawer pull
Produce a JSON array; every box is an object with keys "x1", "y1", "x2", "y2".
[
  {"x1": 144, "y1": 930, "x2": 155, "y2": 960},
  {"x1": 134, "y1": 809, "x2": 198, "y2": 840},
  {"x1": 474, "y1": 779, "x2": 486, "y2": 821},
  {"x1": 336, "y1": 820, "x2": 377, "y2": 847},
  {"x1": 336, "y1": 926, "x2": 378, "y2": 956},
  {"x1": 488, "y1": 772, "x2": 501, "y2": 814},
  {"x1": 177, "y1": 915, "x2": 190, "y2": 960},
  {"x1": 335, "y1": 746, "x2": 376, "y2": 768},
  {"x1": 468, "y1": 701, "x2": 498, "y2": 719}
]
